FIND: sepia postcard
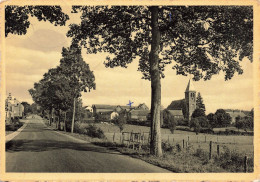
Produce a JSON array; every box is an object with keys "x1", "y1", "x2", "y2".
[{"x1": 0, "y1": 0, "x2": 259, "y2": 181}]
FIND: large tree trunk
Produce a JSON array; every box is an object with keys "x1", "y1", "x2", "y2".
[
  {"x1": 71, "y1": 97, "x2": 76, "y2": 133},
  {"x1": 149, "y1": 6, "x2": 162, "y2": 157},
  {"x1": 64, "y1": 111, "x2": 67, "y2": 132}
]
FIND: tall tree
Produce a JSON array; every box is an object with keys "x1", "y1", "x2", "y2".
[
  {"x1": 67, "y1": 6, "x2": 252, "y2": 156},
  {"x1": 214, "y1": 109, "x2": 232, "y2": 127},
  {"x1": 21, "y1": 102, "x2": 32, "y2": 116},
  {"x1": 29, "y1": 66, "x2": 74, "y2": 127},
  {"x1": 196, "y1": 92, "x2": 206, "y2": 112},
  {"x1": 59, "y1": 44, "x2": 96, "y2": 133},
  {"x1": 5, "y1": 5, "x2": 69, "y2": 37}
]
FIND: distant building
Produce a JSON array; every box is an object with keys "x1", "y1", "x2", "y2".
[
  {"x1": 167, "y1": 79, "x2": 196, "y2": 121},
  {"x1": 168, "y1": 109, "x2": 184, "y2": 119},
  {"x1": 5, "y1": 93, "x2": 24, "y2": 122},
  {"x1": 92, "y1": 103, "x2": 150, "y2": 121},
  {"x1": 128, "y1": 110, "x2": 150, "y2": 121},
  {"x1": 85, "y1": 106, "x2": 93, "y2": 113},
  {"x1": 224, "y1": 109, "x2": 247, "y2": 124}
]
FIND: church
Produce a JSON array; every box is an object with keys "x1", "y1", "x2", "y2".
[{"x1": 167, "y1": 79, "x2": 196, "y2": 121}]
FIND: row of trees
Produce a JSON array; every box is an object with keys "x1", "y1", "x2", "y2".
[{"x1": 29, "y1": 45, "x2": 95, "y2": 133}]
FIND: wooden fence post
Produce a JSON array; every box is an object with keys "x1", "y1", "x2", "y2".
[
  {"x1": 217, "y1": 144, "x2": 220, "y2": 157},
  {"x1": 188, "y1": 136, "x2": 189, "y2": 142},
  {"x1": 209, "y1": 141, "x2": 212, "y2": 160},
  {"x1": 244, "y1": 155, "x2": 248, "y2": 173},
  {"x1": 183, "y1": 139, "x2": 185, "y2": 148}
]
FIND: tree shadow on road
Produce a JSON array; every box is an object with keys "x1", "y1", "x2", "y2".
[{"x1": 6, "y1": 139, "x2": 121, "y2": 155}]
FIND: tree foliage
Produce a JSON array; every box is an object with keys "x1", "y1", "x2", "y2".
[
  {"x1": 67, "y1": 6, "x2": 252, "y2": 81},
  {"x1": 214, "y1": 109, "x2": 232, "y2": 127},
  {"x1": 235, "y1": 115, "x2": 253, "y2": 131},
  {"x1": 21, "y1": 102, "x2": 32, "y2": 116},
  {"x1": 5, "y1": 5, "x2": 69, "y2": 37},
  {"x1": 192, "y1": 108, "x2": 205, "y2": 118},
  {"x1": 196, "y1": 92, "x2": 205, "y2": 112},
  {"x1": 59, "y1": 44, "x2": 96, "y2": 98},
  {"x1": 207, "y1": 112, "x2": 216, "y2": 128},
  {"x1": 113, "y1": 113, "x2": 127, "y2": 132},
  {"x1": 162, "y1": 109, "x2": 177, "y2": 133}
]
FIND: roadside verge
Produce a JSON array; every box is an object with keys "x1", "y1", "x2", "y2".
[{"x1": 5, "y1": 119, "x2": 30, "y2": 143}]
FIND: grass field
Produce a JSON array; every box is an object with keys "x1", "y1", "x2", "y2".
[{"x1": 88, "y1": 123, "x2": 254, "y2": 156}]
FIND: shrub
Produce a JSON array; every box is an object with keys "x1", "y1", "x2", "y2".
[
  {"x1": 85, "y1": 125, "x2": 106, "y2": 139},
  {"x1": 194, "y1": 147, "x2": 208, "y2": 159},
  {"x1": 162, "y1": 141, "x2": 175, "y2": 152},
  {"x1": 73, "y1": 122, "x2": 85, "y2": 134},
  {"x1": 113, "y1": 114, "x2": 127, "y2": 132},
  {"x1": 176, "y1": 118, "x2": 189, "y2": 126},
  {"x1": 215, "y1": 146, "x2": 253, "y2": 172},
  {"x1": 190, "y1": 118, "x2": 201, "y2": 134},
  {"x1": 6, "y1": 118, "x2": 23, "y2": 131}
]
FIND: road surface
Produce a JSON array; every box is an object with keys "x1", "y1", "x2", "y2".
[{"x1": 6, "y1": 116, "x2": 170, "y2": 172}]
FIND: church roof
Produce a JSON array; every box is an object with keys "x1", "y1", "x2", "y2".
[
  {"x1": 185, "y1": 79, "x2": 195, "y2": 92},
  {"x1": 168, "y1": 110, "x2": 183, "y2": 116},
  {"x1": 167, "y1": 99, "x2": 186, "y2": 110}
]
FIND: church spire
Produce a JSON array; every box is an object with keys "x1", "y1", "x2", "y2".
[{"x1": 185, "y1": 79, "x2": 195, "y2": 92}]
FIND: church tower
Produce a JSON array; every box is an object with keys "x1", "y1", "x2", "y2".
[{"x1": 185, "y1": 79, "x2": 196, "y2": 121}]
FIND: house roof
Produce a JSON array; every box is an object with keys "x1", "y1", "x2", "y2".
[
  {"x1": 93, "y1": 104, "x2": 116, "y2": 109},
  {"x1": 185, "y1": 79, "x2": 195, "y2": 92},
  {"x1": 136, "y1": 103, "x2": 149, "y2": 110},
  {"x1": 168, "y1": 110, "x2": 183, "y2": 116},
  {"x1": 99, "y1": 111, "x2": 114, "y2": 115},
  {"x1": 226, "y1": 111, "x2": 246, "y2": 118},
  {"x1": 93, "y1": 104, "x2": 132, "y2": 112},
  {"x1": 130, "y1": 110, "x2": 150, "y2": 116}
]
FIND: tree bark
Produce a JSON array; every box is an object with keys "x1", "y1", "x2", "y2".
[
  {"x1": 149, "y1": 6, "x2": 162, "y2": 157},
  {"x1": 71, "y1": 97, "x2": 76, "y2": 133},
  {"x1": 64, "y1": 111, "x2": 67, "y2": 132}
]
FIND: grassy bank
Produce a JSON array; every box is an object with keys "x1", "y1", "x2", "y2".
[{"x1": 5, "y1": 118, "x2": 24, "y2": 136}]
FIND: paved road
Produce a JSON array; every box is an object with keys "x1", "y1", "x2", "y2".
[{"x1": 6, "y1": 116, "x2": 170, "y2": 172}]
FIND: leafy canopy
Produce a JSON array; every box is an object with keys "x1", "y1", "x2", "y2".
[
  {"x1": 59, "y1": 44, "x2": 96, "y2": 99},
  {"x1": 67, "y1": 6, "x2": 252, "y2": 81},
  {"x1": 196, "y1": 92, "x2": 205, "y2": 112},
  {"x1": 5, "y1": 5, "x2": 69, "y2": 37}
]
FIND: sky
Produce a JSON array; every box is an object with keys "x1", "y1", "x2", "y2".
[{"x1": 5, "y1": 6, "x2": 254, "y2": 114}]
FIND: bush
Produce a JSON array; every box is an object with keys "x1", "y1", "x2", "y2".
[
  {"x1": 216, "y1": 146, "x2": 253, "y2": 172},
  {"x1": 113, "y1": 114, "x2": 127, "y2": 132},
  {"x1": 190, "y1": 118, "x2": 201, "y2": 134},
  {"x1": 85, "y1": 125, "x2": 106, "y2": 139},
  {"x1": 162, "y1": 141, "x2": 175, "y2": 152},
  {"x1": 73, "y1": 122, "x2": 85, "y2": 134},
  {"x1": 6, "y1": 118, "x2": 23, "y2": 131},
  {"x1": 176, "y1": 118, "x2": 189, "y2": 126}
]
